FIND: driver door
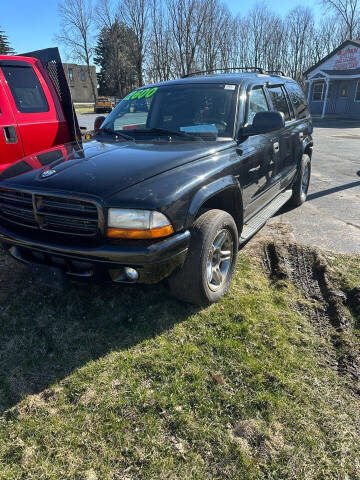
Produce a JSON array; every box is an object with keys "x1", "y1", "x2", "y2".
[
  {"x1": 238, "y1": 86, "x2": 279, "y2": 219},
  {"x1": 0, "y1": 77, "x2": 24, "y2": 170}
]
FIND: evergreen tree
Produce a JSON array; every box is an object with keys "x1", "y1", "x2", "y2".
[
  {"x1": 0, "y1": 29, "x2": 14, "y2": 55},
  {"x1": 94, "y1": 20, "x2": 138, "y2": 98}
]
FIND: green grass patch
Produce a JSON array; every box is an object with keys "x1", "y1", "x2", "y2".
[
  {"x1": 0, "y1": 248, "x2": 359, "y2": 479},
  {"x1": 74, "y1": 105, "x2": 94, "y2": 115},
  {"x1": 328, "y1": 253, "x2": 360, "y2": 290}
]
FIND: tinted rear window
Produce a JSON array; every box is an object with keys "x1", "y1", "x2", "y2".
[
  {"x1": 267, "y1": 86, "x2": 291, "y2": 121},
  {"x1": 1, "y1": 65, "x2": 49, "y2": 113},
  {"x1": 286, "y1": 82, "x2": 310, "y2": 119}
]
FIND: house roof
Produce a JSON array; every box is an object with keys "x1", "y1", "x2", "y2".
[
  {"x1": 323, "y1": 68, "x2": 360, "y2": 76},
  {"x1": 303, "y1": 39, "x2": 360, "y2": 76}
]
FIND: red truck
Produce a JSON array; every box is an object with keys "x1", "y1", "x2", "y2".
[{"x1": 0, "y1": 48, "x2": 78, "y2": 172}]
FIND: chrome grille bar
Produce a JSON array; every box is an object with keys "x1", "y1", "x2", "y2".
[{"x1": 0, "y1": 188, "x2": 100, "y2": 237}]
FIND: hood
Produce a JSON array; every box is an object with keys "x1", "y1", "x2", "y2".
[{"x1": 0, "y1": 139, "x2": 232, "y2": 200}]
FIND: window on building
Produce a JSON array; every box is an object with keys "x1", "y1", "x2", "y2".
[
  {"x1": 312, "y1": 82, "x2": 324, "y2": 101},
  {"x1": 1, "y1": 65, "x2": 49, "y2": 113},
  {"x1": 267, "y1": 85, "x2": 291, "y2": 121},
  {"x1": 355, "y1": 81, "x2": 360, "y2": 102},
  {"x1": 81, "y1": 70, "x2": 85, "y2": 82},
  {"x1": 68, "y1": 68, "x2": 74, "y2": 82},
  {"x1": 247, "y1": 87, "x2": 269, "y2": 124},
  {"x1": 340, "y1": 86, "x2": 348, "y2": 97},
  {"x1": 285, "y1": 82, "x2": 310, "y2": 119}
]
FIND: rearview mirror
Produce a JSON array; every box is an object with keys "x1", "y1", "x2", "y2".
[
  {"x1": 94, "y1": 116, "x2": 106, "y2": 132},
  {"x1": 238, "y1": 111, "x2": 285, "y2": 138}
]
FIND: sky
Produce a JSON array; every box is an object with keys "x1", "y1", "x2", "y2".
[{"x1": 3, "y1": 0, "x2": 322, "y2": 60}]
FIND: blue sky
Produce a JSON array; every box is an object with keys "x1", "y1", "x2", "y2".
[{"x1": 3, "y1": 0, "x2": 321, "y2": 60}]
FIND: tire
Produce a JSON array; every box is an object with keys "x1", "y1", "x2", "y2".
[
  {"x1": 169, "y1": 209, "x2": 238, "y2": 306},
  {"x1": 288, "y1": 154, "x2": 311, "y2": 207}
]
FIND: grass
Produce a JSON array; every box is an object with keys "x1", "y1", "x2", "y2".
[
  {"x1": 74, "y1": 104, "x2": 95, "y2": 115},
  {"x1": 0, "y1": 245, "x2": 359, "y2": 479}
]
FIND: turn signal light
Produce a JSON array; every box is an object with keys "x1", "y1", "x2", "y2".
[{"x1": 107, "y1": 225, "x2": 174, "y2": 239}]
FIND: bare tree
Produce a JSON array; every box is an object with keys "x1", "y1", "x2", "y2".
[
  {"x1": 321, "y1": 0, "x2": 359, "y2": 38},
  {"x1": 57, "y1": 0, "x2": 97, "y2": 101},
  {"x1": 147, "y1": 0, "x2": 174, "y2": 82},
  {"x1": 284, "y1": 6, "x2": 315, "y2": 81},
  {"x1": 198, "y1": 0, "x2": 230, "y2": 71},
  {"x1": 166, "y1": 0, "x2": 210, "y2": 77},
  {"x1": 96, "y1": 0, "x2": 116, "y2": 28},
  {"x1": 246, "y1": 3, "x2": 281, "y2": 69},
  {"x1": 229, "y1": 15, "x2": 251, "y2": 68},
  {"x1": 118, "y1": 0, "x2": 150, "y2": 85},
  {"x1": 312, "y1": 15, "x2": 344, "y2": 63},
  {"x1": 91, "y1": 0, "x2": 353, "y2": 90},
  {"x1": 265, "y1": 17, "x2": 287, "y2": 73}
]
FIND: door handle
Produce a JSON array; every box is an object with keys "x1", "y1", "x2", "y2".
[
  {"x1": 3, "y1": 126, "x2": 18, "y2": 144},
  {"x1": 273, "y1": 141, "x2": 280, "y2": 153}
]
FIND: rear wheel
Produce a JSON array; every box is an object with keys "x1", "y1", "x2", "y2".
[
  {"x1": 289, "y1": 154, "x2": 311, "y2": 207},
  {"x1": 169, "y1": 209, "x2": 238, "y2": 306}
]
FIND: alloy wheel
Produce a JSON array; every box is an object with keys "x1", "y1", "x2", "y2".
[
  {"x1": 301, "y1": 163, "x2": 310, "y2": 195},
  {"x1": 206, "y1": 229, "x2": 234, "y2": 292}
]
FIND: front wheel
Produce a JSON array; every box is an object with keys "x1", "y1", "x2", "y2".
[
  {"x1": 169, "y1": 209, "x2": 238, "y2": 306},
  {"x1": 288, "y1": 154, "x2": 311, "y2": 207}
]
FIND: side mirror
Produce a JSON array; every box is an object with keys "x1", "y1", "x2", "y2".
[
  {"x1": 238, "y1": 111, "x2": 285, "y2": 138},
  {"x1": 94, "y1": 116, "x2": 106, "y2": 132}
]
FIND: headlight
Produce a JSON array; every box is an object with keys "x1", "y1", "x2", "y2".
[{"x1": 107, "y1": 209, "x2": 174, "y2": 239}]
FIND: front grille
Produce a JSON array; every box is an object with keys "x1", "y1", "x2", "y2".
[{"x1": 0, "y1": 188, "x2": 99, "y2": 237}]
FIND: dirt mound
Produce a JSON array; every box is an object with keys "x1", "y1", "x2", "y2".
[{"x1": 261, "y1": 239, "x2": 360, "y2": 392}]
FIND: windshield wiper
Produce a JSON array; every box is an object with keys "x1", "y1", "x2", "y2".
[
  {"x1": 99, "y1": 127, "x2": 135, "y2": 143},
  {"x1": 132, "y1": 128, "x2": 201, "y2": 141}
]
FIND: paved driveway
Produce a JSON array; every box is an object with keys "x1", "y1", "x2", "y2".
[
  {"x1": 77, "y1": 114, "x2": 360, "y2": 254},
  {"x1": 78, "y1": 113, "x2": 106, "y2": 131},
  {"x1": 271, "y1": 118, "x2": 360, "y2": 254}
]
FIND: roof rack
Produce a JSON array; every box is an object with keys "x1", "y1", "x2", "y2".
[
  {"x1": 182, "y1": 67, "x2": 266, "y2": 78},
  {"x1": 266, "y1": 70, "x2": 286, "y2": 76}
]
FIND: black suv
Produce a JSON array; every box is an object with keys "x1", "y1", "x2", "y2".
[{"x1": 0, "y1": 71, "x2": 313, "y2": 305}]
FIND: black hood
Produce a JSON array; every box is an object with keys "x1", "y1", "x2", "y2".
[{"x1": 0, "y1": 139, "x2": 232, "y2": 200}]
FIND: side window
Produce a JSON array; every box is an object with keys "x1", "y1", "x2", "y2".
[
  {"x1": 285, "y1": 82, "x2": 310, "y2": 119},
  {"x1": 1, "y1": 65, "x2": 49, "y2": 114},
  {"x1": 355, "y1": 81, "x2": 360, "y2": 102},
  {"x1": 247, "y1": 87, "x2": 269, "y2": 124},
  {"x1": 267, "y1": 86, "x2": 291, "y2": 121},
  {"x1": 312, "y1": 83, "x2": 324, "y2": 101}
]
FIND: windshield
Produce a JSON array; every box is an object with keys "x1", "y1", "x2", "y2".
[{"x1": 100, "y1": 83, "x2": 238, "y2": 141}]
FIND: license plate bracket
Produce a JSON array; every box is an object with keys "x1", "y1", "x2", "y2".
[{"x1": 31, "y1": 263, "x2": 68, "y2": 290}]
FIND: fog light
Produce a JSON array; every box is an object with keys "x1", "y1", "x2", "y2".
[{"x1": 125, "y1": 267, "x2": 139, "y2": 281}]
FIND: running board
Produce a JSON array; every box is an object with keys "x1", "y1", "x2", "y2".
[{"x1": 239, "y1": 189, "x2": 292, "y2": 244}]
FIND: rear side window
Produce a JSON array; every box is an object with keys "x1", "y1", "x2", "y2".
[
  {"x1": 267, "y1": 86, "x2": 291, "y2": 121},
  {"x1": 286, "y1": 83, "x2": 310, "y2": 119},
  {"x1": 247, "y1": 87, "x2": 269, "y2": 124},
  {"x1": 1, "y1": 65, "x2": 49, "y2": 113}
]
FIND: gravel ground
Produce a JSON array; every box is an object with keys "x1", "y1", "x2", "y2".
[{"x1": 77, "y1": 113, "x2": 360, "y2": 254}]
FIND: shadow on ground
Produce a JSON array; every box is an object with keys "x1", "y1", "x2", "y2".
[
  {"x1": 312, "y1": 118, "x2": 360, "y2": 129},
  {"x1": 0, "y1": 253, "x2": 197, "y2": 413},
  {"x1": 273, "y1": 169, "x2": 360, "y2": 218}
]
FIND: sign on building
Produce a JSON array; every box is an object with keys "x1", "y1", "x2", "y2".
[{"x1": 332, "y1": 46, "x2": 360, "y2": 70}]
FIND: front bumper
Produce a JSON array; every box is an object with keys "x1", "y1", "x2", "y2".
[{"x1": 0, "y1": 225, "x2": 190, "y2": 284}]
